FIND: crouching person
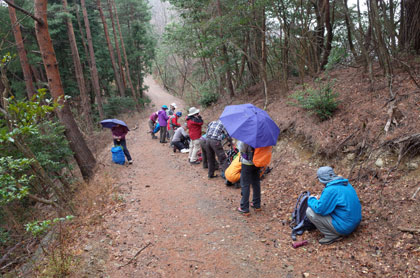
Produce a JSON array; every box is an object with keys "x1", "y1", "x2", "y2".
[
  {"x1": 306, "y1": 166, "x2": 362, "y2": 245},
  {"x1": 172, "y1": 123, "x2": 189, "y2": 153}
]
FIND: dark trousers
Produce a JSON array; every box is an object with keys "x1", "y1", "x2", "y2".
[
  {"x1": 200, "y1": 139, "x2": 208, "y2": 168},
  {"x1": 114, "y1": 139, "x2": 132, "y2": 161},
  {"x1": 206, "y1": 138, "x2": 228, "y2": 177},
  {"x1": 173, "y1": 141, "x2": 186, "y2": 151},
  {"x1": 159, "y1": 125, "x2": 167, "y2": 143},
  {"x1": 240, "y1": 164, "x2": 260, "y2": 212}
]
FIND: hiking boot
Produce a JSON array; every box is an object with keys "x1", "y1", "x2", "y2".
[
  {"x1": 237, "y1": 207, "x2": 250, "y2": 216},
  {"x1": 225, "y1": 180, "x2": 233, "y2": 186},
  {"x1": 208, "y1": 174, "x2": 218, "y2": 179},
  {"x1": 190, "y1": 160, "x2": 200, "y2": 165},
  {"x1": 250, "y1": 202, "x2": 261, "y2": 211},
  {"x1": 173, "y1": 146, "x2": 177, "y2": 153},
  {"x1": 128, "y1": 160, "x2": 133, "y2": 165},
  {"x1": 319, "y1": 236, "x2": 342, "y2": 245}
]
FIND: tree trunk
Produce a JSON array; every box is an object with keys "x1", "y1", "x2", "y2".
[
  {"x1": 343, "y1": 0, "x2": 358, "y2": 59},
  {"x1": 111, "y1": 0, "x2": 139, "y2": 108},
  {"x1": 97, "y1": 0, "x2": 125, "y2": 97},
  {"x1": 261, "y1": 6, "x2": 268, "y2": 109},
  {"x1": 34, "y1": 0, "x2": 96, "y2": 180},
  {"x1": 75, "y1": 4, "x2": 91, "y2": 69},
  {"x1": 216, "y1": 0, "x2": 235, "y2": 98},
  {"x1": 399, "y1": 0, "x2": 420, "y2": 53},
  {"x1": 320, "y1": 0, "x2": 333, "y2": 69},
  {"x1": 62, "y1": 0, "x2": 92, "y2": 133},
  {"x1": 8, "y1": 0, "x2": 36, "y2": 99},
  {"x1": 107, "y1": 0, "x2": 126, "y2": 89},
  {"x1": 369, "y1": 0, "x2": 392, "y2": 78},
  {"x1": 80, "y1": 0, "x2": 104, "y2": 119}
]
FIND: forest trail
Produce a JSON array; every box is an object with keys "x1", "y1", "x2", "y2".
[{"x1": 72, "y1": 78, "x2": 352, "y2": 278}]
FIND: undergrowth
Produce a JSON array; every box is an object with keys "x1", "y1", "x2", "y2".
[{"x1": 289, "y1": 78, "x2": 339, "y2": 121}]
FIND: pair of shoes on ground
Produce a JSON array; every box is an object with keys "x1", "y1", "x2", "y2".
[
  {"x1": 190, "y1": 160, "x2": 200, "y2": 165},
  {"x1": 319, "y1": 236, "x2": 342, "y2": 245},
  {"x1": 208, "y1": 174, "x2": 218, "y2": 179}
]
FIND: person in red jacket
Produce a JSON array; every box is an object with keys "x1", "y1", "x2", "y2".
[
  {"x1": 186, "y1": 107, "x2": 203, "y2": 164},
  {"x1": 167, "y1": 111, "x2": 182, "y2": 145}
]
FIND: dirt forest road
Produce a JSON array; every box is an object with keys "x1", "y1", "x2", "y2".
[{"x1": 73, "y1": 77, "x2": 349, "y2": 278}]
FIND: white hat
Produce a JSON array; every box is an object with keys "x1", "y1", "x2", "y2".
[
  {"x1": 188, "y1": 107, "x2": 200, "y2": 116},
  {"x1": 171, "y1": 103, "x2": 177, "y2": 109}
]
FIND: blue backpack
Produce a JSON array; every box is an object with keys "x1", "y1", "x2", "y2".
[
  {"x1": 111, "y1": 146, "x2": 125, "y2": 165},
  {"x1": 290, "y1": 191, "x2": 316, "y2": 240}
]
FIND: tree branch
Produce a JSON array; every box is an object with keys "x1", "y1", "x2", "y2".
[{"x1": 3, "y1": 0, "x2": 44, "y2": 25}]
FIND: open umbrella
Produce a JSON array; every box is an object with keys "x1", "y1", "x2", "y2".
[
  {"x1": 100, "y1": 119, "x2": 129, "y2": 130},
  {"x1": 219, "y1": 104, "x2": 280, "y2": 148}
]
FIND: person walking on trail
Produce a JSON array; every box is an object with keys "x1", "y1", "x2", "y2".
[
  {"x1": 237, "y1": 141, "x2": 260, "y2": 215},
  {"x1": 205, "y1": 120, "x2": 230, "y2": 178},
  {"x1": 172, "y1": 123, "x2": 189, "y2": 153},
  {"x1": 148, "y1": 111, "x2": 159, "y2": 139},
  {"x1": 158, "y1": 105, "x2": 169, "y2": 143},
  {"x1": 306, "y1": 166, "x2": 362, "y2": 245},
  {"x1": 168, "y1": 111, "x2": 182, "y2": 145},
  {"x1": 186, "y1": 107, "x2": 203, "y2": 164},
  {"x1": 168, "y1": 103, "x2": 177, "y2": 116},
  {"x1": 111, "y1": 124, "x2": 133, "y2": 164}
]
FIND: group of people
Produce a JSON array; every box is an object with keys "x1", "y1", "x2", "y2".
[{"x1": 115, "y1": 103, "x2": 362, "y2": 245}]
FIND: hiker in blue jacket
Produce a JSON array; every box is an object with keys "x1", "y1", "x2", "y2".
[{"x1": 306, "y1": 166, "x2": 361, "y2": 245}]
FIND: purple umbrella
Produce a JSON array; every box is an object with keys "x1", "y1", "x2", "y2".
[
  {"x1": 100, "y1": 119, "x2": 129, "y2": 130},
  {"x1": 219, "y1": 104, "x2": 280, "y2": 148}
]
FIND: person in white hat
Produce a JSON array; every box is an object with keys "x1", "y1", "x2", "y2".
[
  {"x1": 168, "y1": 103, "x2": 177, "y2": 116},
  {"x1": 186, "y1": 107, "x2": 203, "y2": 164}
]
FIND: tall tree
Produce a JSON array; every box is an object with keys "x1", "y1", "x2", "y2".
[
  {"x1": 62, "y1": 0, "x2": 93, "y2": 132},
  {"x1": 107, "y1": 0, "x2": 126, "y2": 89},
  {"x1": 112, "y1": 0, "x2": 138, "y2": 105},
  {"x1": 33, "y1": 0, "x2": 96, "y2": 180},
  {"x1": 320, "y1": 0, "x2": 333, "y2": 69},
  {"x1": 7, "y1": 0, "x2": 36, "y2": 99},
  {"x1": 80, "y1": 0, "x2": 104, "y2": 119},
  {"x1": 97, "y1": 0, "x2": 125, "y2": 96},
  {"x1": 399, "y1": 0, "x2": 420, "y2": 53}
]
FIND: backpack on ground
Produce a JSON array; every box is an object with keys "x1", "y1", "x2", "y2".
[
  {"x1": 111, "y1": 145, "x2": 125, "y2": 165},
  {"x1": 253, "y1": 146, "x2": 272, "y2": 168},
  {"x1": 290, "y1": 191, "x2": 316, "y2": 240}
]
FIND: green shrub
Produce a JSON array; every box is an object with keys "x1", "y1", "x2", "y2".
[
  {"x1": 289, "y1": 78, "x2": 339, "y2": 121},
  {"x1": 198, "y1": 81, "x2": 218, "y2": 108},
  {"x1": 103, "y1": 97, "x2": 137, "y2": 118}
]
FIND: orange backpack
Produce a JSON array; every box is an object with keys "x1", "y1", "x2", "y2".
[{"x1": 253, "y1": 146, "x2": 272, "y2": 167}]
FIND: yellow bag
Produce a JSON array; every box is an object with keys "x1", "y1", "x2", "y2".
[{"x1": 225, "y1": 153, "x2": 241, "y2": 183}]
